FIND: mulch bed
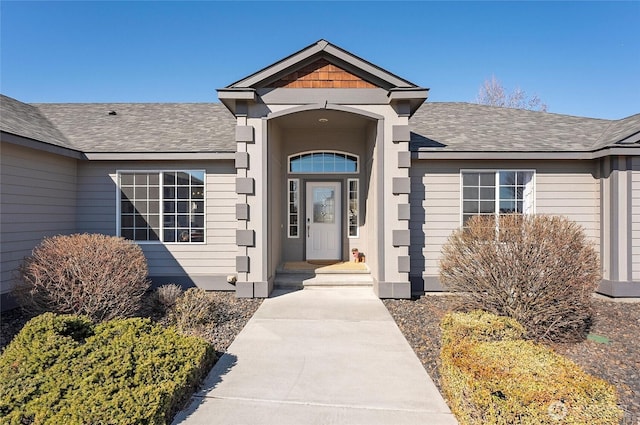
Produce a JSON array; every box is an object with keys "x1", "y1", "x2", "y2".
[
  {"x1": 1, "y1": 292, "x2": 262, "y2": 358},
  {"x1": 383, "y1": 295, "x2": 640, "y2": 424}
]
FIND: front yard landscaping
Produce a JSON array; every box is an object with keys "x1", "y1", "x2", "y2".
[
  {"x1": 0, "y1": 290, "x2": 262, "y2": 424},
  {"x1": 384, "y1": 294, "x2": 640, "y2": 424}
]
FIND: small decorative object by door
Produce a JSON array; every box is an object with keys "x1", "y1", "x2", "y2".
[{"x1": 351, "y1": 248, "x2": 365, "y2": 263}]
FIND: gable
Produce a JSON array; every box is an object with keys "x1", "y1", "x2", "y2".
[{"x1": 269, "y1": 59, "x2": 377, "y2": 89}]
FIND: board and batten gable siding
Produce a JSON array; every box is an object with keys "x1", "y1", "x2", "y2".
[
  {"x1": 0, "y1": 142, "x2": 77, "y2": 294},
  {"x1": 76, "y1": 161, "x2": 237, "y2": 282},
  {"x1": 409, "y1": 159, "x2": 600, "y2": 282},
  {"x1": 632, "y1": 157, "x2": 640, "y2": 281}
]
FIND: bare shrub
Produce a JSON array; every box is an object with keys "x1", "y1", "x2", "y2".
[
  {"x1": 13, "y1": 234, "x2": 150, "y2": 322},
  {"x1": 155, "y1": 284, "x2": 183, "y2": 310},
  {"x1": 439, "y1": 215, "x2": 600, "y2": 342},
  {"x1": 169, "y1": 288, "x2": 217, "y2": 333}
]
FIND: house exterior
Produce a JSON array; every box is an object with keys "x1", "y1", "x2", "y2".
[{"x1": 2, "y1": 39, "x2": 639, "y2": 309}]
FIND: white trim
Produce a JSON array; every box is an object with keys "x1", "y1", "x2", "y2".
[
  {"x1": 288, "y1": 150, "x2": 359, "y2": 174},
  {"x1": 116, "y1": 169, "x2": 207, "y2": 245},
  {"x1": 347, "y1": 178, "x2": 360, "y2": 238},
  {"x1": 287, "y1": 178, "x2": 300, "y2": 239},
  {"x1": 459, "y1": 169, "x2": 536, "y2": 227}
]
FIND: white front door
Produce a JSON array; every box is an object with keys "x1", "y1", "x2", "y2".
[{"x1": 306, "y1": 182, "x2": 341, "y2": 260}]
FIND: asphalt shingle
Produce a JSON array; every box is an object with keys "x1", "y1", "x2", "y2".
[
  {"x1": 0, "y1": 95, "x2": 73, "y2": 150},
  {"x1": 2, "y1": 95, "x2": 638, "y2": 155},
  {"x1": 409, "y1": 102, "x2": 620, "y2": 152},
  {"x1": 33, "y1": 102, "x2": 237, "y2": 153}
]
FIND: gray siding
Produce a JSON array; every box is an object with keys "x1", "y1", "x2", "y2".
[
  {"x1": 76, "y1": 161, "x2": 237, "y2": 279},
  {"x1": 409, "y1": 159, "x2": 600, "y2": 280},
  {"x1": 0, "y1": 142, "x2": 77, "y2": 294},
  {"x1": 633, "y1": 157, "x2": 640, "y2": 280}
]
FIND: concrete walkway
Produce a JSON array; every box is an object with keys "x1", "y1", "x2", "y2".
[{"x1": 172, "y1": 287, "x2": 457, "y2": 425}]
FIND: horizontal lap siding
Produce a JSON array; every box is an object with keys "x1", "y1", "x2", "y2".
[
  {"x1": 535, "y1": 162, "x2": 600, "y2": 244},
  {"x1": 409, "y1": 159, "x2": 600, "y2": 279},
  {"x1": 0, "y1": 142, "x2": 77, "y2": 293},
  {"x1": 632, "y1": 158, "x2": 640, "y2": 280},
  {"x1": 77, "y1": 161, "x2": 236, "y2": 278},
  {"x1": 409, "y1": 161, "x2": 459, "y2": 277}
]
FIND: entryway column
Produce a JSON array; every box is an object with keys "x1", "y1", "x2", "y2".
[
  {"x1": 374, "y1": 102, "x2": 412, "y2": 299},
  {"x1": 234, "y1": 101, "x2": 271, "y2": 298}
]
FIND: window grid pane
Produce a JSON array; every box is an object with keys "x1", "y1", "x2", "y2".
[
  {"x1": 288, "y1": 179, "x2": 299, "y2": 238},
  {"x1": 119, "y1": 172, "x2": 160, "y2": 242},
  {"x1": 348, "y1": 179, "x2": 359, "y2": 238},
  {"x1": 462, "y1": 170, "x2": 534, "y2": 227},
  {"x1": 162, "y1": 171, "x2": 205, "y2": 243},
  {"x1": 120, "y1": 171, "x2": 205, "y2": 243},
  {"x1": 289, "y1": 152, "x2": 358, "y2": 173}
]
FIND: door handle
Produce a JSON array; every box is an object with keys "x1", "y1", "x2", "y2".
[{"x1": 307, "y1": 225, "x2": 310, "y2": 238}]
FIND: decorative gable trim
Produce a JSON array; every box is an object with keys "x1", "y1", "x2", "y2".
[{"x1": 270, "y1": 59, "x2": 377, "y2": 89}]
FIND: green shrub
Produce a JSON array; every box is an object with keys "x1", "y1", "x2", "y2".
[
  {"x1": 169, "y1": 288, "x2": 217, "y2": 333},
  {"x1": 13, "y1": 233, "x2": 151, "y2": 322},
  {"x1": 440, "y1": 311, "x2": 622, "y2": 425},
  {"x1": 439, "y1": 215, "x2": 600, "y2": 342},
  {"x1": 0, "y1": 313, "x2": 215, "y2": 424}
]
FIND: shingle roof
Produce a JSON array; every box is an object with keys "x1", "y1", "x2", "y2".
[
  {"x1": 408, "y1": 102, "x2": 632, "y2": 152},
  {"x1": 33, "y1": 103, "x2": 236, "y2": 153},
  {"x1": 0, "y1": 94, "x2": 74, "y2": 150},
  {"x1": 1, "y1": 95, "x2": 638, "y2": 156},
  {"x1": 593, "y1": 114, "x2": 640, "y2": 148}
]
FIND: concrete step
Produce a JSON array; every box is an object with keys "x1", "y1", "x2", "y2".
[{"x1": 274, "y1": 272, "x2": 374, "y2": 289}]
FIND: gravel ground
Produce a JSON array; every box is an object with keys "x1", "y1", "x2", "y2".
[{"x1": 383, "y1": 295, "x2": 640, "y2": 424}]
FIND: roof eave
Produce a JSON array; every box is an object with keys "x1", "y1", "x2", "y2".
[
  {"x1": 1, "y1": 130, "x2": 83, "y2": 159},
  {"x1": 414, "y1": 147, "x2": 640, "y2": 160},
  {"x1": 216, "y1": 88, "x2": 257, "y2": 115},
  {"x1": 389, "y1": 88, "x2": 430, "y2": 116}
]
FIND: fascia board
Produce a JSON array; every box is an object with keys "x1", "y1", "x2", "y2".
[
  {"x1": 388, "y1": 88, "x2": 430, "y2": 100},
  {"x1": 228, "y1": 44, "x2": 325, "y2": 88},
  {"x1": 216, "y1": 89, "x2": 257, "y2": 101},
  {"x1": 1, "y1": 131, "x2": 83, "y2": 159},
  {"x1": 84, "y1": 152, "x2": 236, "y2": 161},
  {"x1": 415, "y1": 151, "x2": 592, "y2": 160},
  {"x1": 322, "y1": 44, "x2": 416, "y2": 88},
  {"x1": 415, "y1": 148, "x2": 640, "y2": 160}
]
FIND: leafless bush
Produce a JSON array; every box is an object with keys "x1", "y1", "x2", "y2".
[
  {"x1": 439, "y1": 215, "x2": 600, "y2": 342},
  {"x1": 155, "y1": 284, "x2": 183, "y2": 310},
  {"x1": 169, "y1": 288, "x2": 217, "y2": 333},
  {"x1": 13, "y1": 234, "x2": 150, "y2": 322}
]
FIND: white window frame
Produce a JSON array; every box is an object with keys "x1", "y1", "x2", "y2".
[
  {"x1": 288, "y1": 150, "x2": 359, "y2": 174},
  {"x1": 347, "y1": 178, "x2": 359, "y2": 238},
  {"x1": 459, "y1": 169, "x2": 536, "y2": 227},
  {"x1": 287, "y1": 178, "x2": 300, "y2": 238},
  {"x1": 116, "y1": 170, "x2": 206, "y2": 244}
]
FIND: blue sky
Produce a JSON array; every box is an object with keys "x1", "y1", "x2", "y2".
[{"x1": 1, "y1": 1, "x2": 638, "y2": 119}]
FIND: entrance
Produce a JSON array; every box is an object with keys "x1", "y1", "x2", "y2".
[{"x1": 306, "y1": 181, "x2": 341, "y2": 260}]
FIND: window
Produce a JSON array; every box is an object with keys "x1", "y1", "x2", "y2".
[
  {"x1": 288, "y1": 179, "x2": 299, "y2": 238},
  {"x1": 289, "y1": 151, "x2": 358, "y2": 173},
  {"x1": 119, "y1": 171, "x2": 205, "y2": 243},
  {"x1": 347, "y1": 178, "x2": 359, "y2": 237},
  {"x1": 462, "y1": 170, "x2": 534, "y2": 225}
]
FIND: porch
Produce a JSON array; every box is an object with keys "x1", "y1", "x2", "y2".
[{"x1": 274, "y1": 260, "x2": 374, "y2": 289}]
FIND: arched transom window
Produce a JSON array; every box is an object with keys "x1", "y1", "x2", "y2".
[{"x1": 288, "y1": 151, "x2": 359, "y2": 173}]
